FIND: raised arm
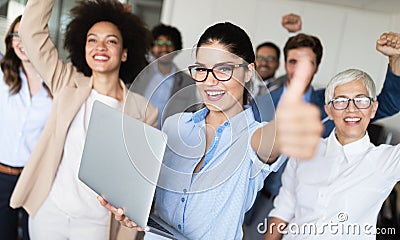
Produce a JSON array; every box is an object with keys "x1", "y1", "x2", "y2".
[
  {"x1": 372, "y1": 32, "x2": 400, "y2": 120},
  {"x1": 19, "y1": 0, "x2": 79, "y2": 94},
  {"x1": 252, "y1": 57, "x2": 323, "y2": 163}
]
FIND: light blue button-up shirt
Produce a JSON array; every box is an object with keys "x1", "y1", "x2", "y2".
[
  {"x1": 155, "y1": 107, "x2": 285, "y2": 239},
  {"x1": 0, "y1": 69, "x2": 52, "y2": 167},
  {"x1": 143, "y1": 64, "x2": 175, "y2": 128}
]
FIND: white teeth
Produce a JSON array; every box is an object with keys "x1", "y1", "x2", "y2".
[
  {"x1": 94, "y1": 55, "x2": 109, "y2": 60},
  {"x1": 206, "y1": 90, "x2": 225, "y2": 96},
  {"x1": 344, "y1": 117, "x2": 360, "y2": 122}
]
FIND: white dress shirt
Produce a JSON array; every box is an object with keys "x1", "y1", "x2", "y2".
[
  {"x1": 48, "y1": 89, "x2": 121, "y2": 223},
  {"x1": 270, "y1": 130, "x2": 400, "y2": 239},
  {"x1": 0, "y1": 69, "x2": 52, "y2": 167}
]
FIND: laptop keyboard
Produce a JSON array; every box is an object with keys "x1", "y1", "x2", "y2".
[{"x1": 147, "y1": 217, "x2": 174, "y2": 236}]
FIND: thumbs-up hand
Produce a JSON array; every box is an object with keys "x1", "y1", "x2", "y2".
[{"x1": 275, "y1": 56, "x2": 323, "y2": 160}]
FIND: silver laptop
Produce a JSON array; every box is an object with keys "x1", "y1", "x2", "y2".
[{"x1": 78, "y1": 100, "x2": 187, "y2": 239}]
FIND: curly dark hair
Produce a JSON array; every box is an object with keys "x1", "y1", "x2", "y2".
[
  {"x1": 64, "y1": 0, "x2": 150, "y2": 84},
  {"x1": 1, "y1": 15, "x2": 23, "y2": 94},
  {"x1": 151, "y1": 24, "x2": 183, "y2": 51}
]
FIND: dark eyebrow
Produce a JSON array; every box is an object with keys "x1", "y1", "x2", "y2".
[
  {"x1": 87, "y1": 33, "x2": 120, "y2": 39},
  {"x1": 194, "y1": 61, "x2": 236, "y2": 67}
]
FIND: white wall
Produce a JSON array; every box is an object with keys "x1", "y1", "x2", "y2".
[{"x1": 161, "y1": 0, "x2": 400, "y2": 143}]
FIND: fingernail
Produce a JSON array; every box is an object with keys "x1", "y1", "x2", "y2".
[{"x1": 117, "y1": 208, "x2": 123, "y2": 214}]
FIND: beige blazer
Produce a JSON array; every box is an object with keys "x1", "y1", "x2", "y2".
[{"x1": 10, "y1": 0, "x2": 157, "y2": 239}]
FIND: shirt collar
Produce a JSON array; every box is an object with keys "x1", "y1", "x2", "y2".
[
  {"x1": 263, "y1": 77, "x2": 276, "y2": 84},
  {"x1": 325, "y1": 129, "x2": 372, "y2": 163},
  {"x1": 189, "y1": 106, "x2": 255, "y2": 136}
]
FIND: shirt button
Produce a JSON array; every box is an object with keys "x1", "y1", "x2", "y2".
[
  {"x1": 183, "y1": 189, "x2": 187, "y2": 194},
  {"x1": 181, "y1": 197, "x2": 185, "y2": 202},
  {"x1": 217, "y1": 129, "x2": 222, "y2": 133},
  {"x1": 178, "y1": 224, "x2": 182, "y2": 230},
  {"x1": 224, "y1": 122, "x2": 229, "y2": 126}
]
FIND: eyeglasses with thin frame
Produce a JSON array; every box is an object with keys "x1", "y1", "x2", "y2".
[
  {"x1": 9, "y1": 32, "x2": 20, "y2": 39},
  {"x1": 188, "y1": 63, "x2": 248, "y2": 82},
  {"x1": 329, "y1": 96, "x2": 374, "y2": 110},
  {"x1": 255, "y1": 56, "x2": 277, "y2": 62}
]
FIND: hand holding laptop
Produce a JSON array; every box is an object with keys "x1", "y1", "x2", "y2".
[{"x1": 98, "y1": 196, "x2": 146, "y2": 231}]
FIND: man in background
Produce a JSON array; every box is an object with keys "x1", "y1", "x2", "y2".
[{"x1": 132, "y1": 24, "x2": 198, "y2": 128}]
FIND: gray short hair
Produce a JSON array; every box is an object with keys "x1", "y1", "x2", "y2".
[{"x1": 325, "y1": 69, "x2": 376, "y2": 104}]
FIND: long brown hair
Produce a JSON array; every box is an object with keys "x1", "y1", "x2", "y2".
[
  {"x1": 1, "y1": 15, "x2": 51, "y2": 97},
  {"x1": 1, "y1": 15, "x2": 22, "y2": 94}
]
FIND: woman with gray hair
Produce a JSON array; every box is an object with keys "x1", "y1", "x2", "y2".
[{"x1": 266, "y1": 68, "x2": 400, "y2": 240}]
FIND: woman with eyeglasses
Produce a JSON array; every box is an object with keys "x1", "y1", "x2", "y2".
[
  {"x1": 100, "y1": 22, "x2": 323, "y2": 239},
  {"x1": 0, "y1": 15, "x2": 52, "y2": 240},
  {"x1": 265, "y1": 68, "x2": 400, "y2": 240},
  {"x1": 10, "y1": 0, "x2": 157, "y2": 239}
]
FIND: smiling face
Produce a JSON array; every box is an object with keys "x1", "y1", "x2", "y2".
[
  {"x1": 151, "y1": 35, "x2": 176, "y2": 64},
  {"x1": 195, "y1": 42, "x2": 253, "y2": 119},
  {"x1": 255, "y1": 46, "x2": 279, "y2": 80},
  {"x1": 324, "y1": 80, "x2": 378, "y2": 145},
  {"x1": 85, "y1": 21, "x2": 127, "y2": 77},
  {"x1": 11, "y1": 22, "x2": 29, "y2": 62}
]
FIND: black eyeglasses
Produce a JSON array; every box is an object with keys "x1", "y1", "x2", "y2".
[
  {"x1": 255, "y1": 56, "x2": 277, "y2": 62},
  {"x1": 329, "y1": 96, "x2": 373, "y2": 110},
  {"x1": 188, "y1": 63, "x2": 248, "y2": 82},
  {"x1": 9, "y1": 32, "x2": 20, "y2": 38}
]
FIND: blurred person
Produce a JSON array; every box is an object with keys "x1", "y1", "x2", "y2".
[
  {"x1": 132, "y1": 24, "x2": 199, "y2": 128},
  {"x1": 0, "y1": 15, "x2": 52, "y2": 240},
  {"x1": 9, "y1": 0, "x2": 157, "y2": 239}
]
